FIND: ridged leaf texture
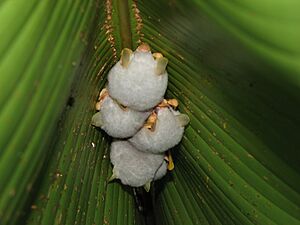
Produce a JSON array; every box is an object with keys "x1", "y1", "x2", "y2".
[{"x1": 0, "y1": 0, "x2": 299, "y2": 225}]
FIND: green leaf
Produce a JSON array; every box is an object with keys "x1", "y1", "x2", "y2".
[
  {"x1": 0, "y1": 0, "x2": 300, "y2": 225},
  {"x1": 0, "y1": 0, "x2": 142, "y2": 224},
  {"x1": 138, "y1": 1, "x2": 300, "y2": 224}
]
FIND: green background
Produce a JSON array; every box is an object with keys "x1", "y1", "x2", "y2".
[{"x1": 0, "y1": 0, "x2": 299, "y2": 224}]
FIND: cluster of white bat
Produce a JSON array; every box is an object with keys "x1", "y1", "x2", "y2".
[{"x1": 92, "y1": 43, "x2": 189, "y2": 191}]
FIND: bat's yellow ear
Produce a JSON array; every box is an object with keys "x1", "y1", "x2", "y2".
[
  {"x1": 91, "y1": 112, "x2": 103, "y2": 127},
  {"x1": 177, "y1": 114, "x2": 190, "y2": 127},
  {"x1": 143, "y1": 180, "x2": 152, "y2": 192},
  {"x1": 95, "y1": 88, "x2": 108, "y2": 110},
  {"x1": 166, "y1": 150, "x2": 174, "y2": 171},
  {"x1": 167, "y1": 99, "x2": 179, "y2": 109},
  {"x1": 120, "y1": 48, "x2": 133, "y2": 68},
  {"x1": 144, "y1": 112, "x2": 158, "y2": 132},
  {"x1": 155, "y1": 57, "x2": 168, "y2": 75},
  {"x1": 108, "y1": 168, "x2": 117, "y2": 182}
]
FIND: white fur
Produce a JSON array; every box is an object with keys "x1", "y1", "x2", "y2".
[
  {"x1": 110, "y1": 141, "x2": 165, "y2": 187},
  {"x1": 108, "y1": 51, "x2": 168, "y2": 111},
  {"x1": 154, "y1": 161, "x2": 167, "y2": 180},
  {"x1": 129, "y1": 107, "x2": 184, "y2": 153},
  {"x1": 92, "y1": 96, "x2": 149, "y2": 138}
]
